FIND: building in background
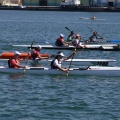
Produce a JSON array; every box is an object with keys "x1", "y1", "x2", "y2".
[
  {"x1": 23, "y1": 0, "x2": 61, "y2": 6},
  {"x1": 89, "y1": 0, "x2": 120, "y2": 7},
  {"x1": 80, "y1": 0, "x2": 89, "y2": 5},
  {"x1": 0, "y1": 0, "x2": 22, "y2": 6},
  {"x1": 61, "y1": 0, "x2": 80, "y2": 6},
  {"x1": 1, "y1": 0, "x2": 120, "y2": 8},
  {"x1": 22, "y1": 0, "x2": 120, "y2": 7}
]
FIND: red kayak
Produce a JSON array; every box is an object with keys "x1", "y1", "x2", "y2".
[{"x1": 0, "y1": 52, "x2": 50, "y2": 59}]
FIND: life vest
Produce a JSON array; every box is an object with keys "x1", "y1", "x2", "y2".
[
  {"x1": 72, "y1": 40, "x2": 82, "y2": 48},
  {"x1": 72, "y1": 41, "x2": 76, "y2": 46},
  {"x1": 8, "y1": 59, "x2": 20, "y2": 68},
  {"x1": 90, "y1": 35, "x2": 97, "y2": 42},
  {"x1": 31, "y1": 49, "x2": 39, "y2": 60},
  {"x1": 55, "y1": 38, "x2": 64, "y2": 46},
  {"x1": 67, "y1": 36, "x2": 74, "y2": 42},
  {"x1": 72, "y1": 39, "x2": 78, "y2": 46},
  {"x1": 51, "y1": 59, "x2": 61, "y2": 69}
]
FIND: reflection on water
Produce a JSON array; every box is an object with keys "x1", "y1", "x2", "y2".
[{"x1": 9, "y1": 73, "x2": 26, "y2": 80}]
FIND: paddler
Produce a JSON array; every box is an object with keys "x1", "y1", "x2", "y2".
[
  {"x1": 31, "y1": 45, "x2": 49, "y2": 60},
  {"x1": 89, "y1": 31, "x2": 103, "y2": 42},
  {"x1": 67, "y1": 31, "x2": 74, "y2": 42},
  {"x1": 8, "y1": 51, "x2": 26, "y2": 68},
  {"x1": 51, "y1": 51, "x2": 75, "y2": 73},
  {"x1": 55, "y1": 34, "x2": 69, "y2": 46},
  {"x1": 91, "y1": 16, "x2": 96, "y2": 20},
  {"x1": 72, "y1": 34, "x2": 87, "y2": 48}
]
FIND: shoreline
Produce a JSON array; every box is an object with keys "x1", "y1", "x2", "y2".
[{"x1": 0, "y1": 5, "x2": 120, "y2": 12}]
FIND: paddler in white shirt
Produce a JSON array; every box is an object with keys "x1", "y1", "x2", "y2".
[
  {"x1": 51, "y1": 51, "x2": 75, "y2": 73},
  {"x1": 72, "y1": 34, "x2": 87, "y2": 48}
]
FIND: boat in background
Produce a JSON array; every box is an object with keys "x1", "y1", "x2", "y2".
[{"x1": 80, "y1": 17, "x2": 106, "y2": 20}]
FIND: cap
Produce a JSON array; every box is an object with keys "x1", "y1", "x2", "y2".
[
  {"x1": 60, "y1": 34, "x2": 64, "y2": 38},
  {"x1": 57, "y1": 52, "x2": 64, "y2": 57},
  {"x1": 14, "y1": 51, "x2": 21, "y2": 55},
  {"x1": 37, "y1": 45, "x2": 42, "y2": 49}
]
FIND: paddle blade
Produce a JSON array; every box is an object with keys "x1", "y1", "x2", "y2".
[{"x1": 65, "y1": 27, "x2": 71, "y2": 32}]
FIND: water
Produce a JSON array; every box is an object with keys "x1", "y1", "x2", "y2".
[{"x1": 0, "y1": 10, "x2": 120, "y2": 120}]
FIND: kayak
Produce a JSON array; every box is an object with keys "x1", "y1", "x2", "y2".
[
  {"x1": 84, "y1": 39, "x2": 120, "y2": 44},
  {"x1": 0, "y1": 57, "x2": 116, "y2": 66},
  {"x1": 11, "y1": 44, "x2": 120, "y2": 51},
  {"x1": 0, "y1": 66, "x2": 120, "y2": 77},
  {"x1": 0, "y1": 52, "x2": 50, "y2": 59},
  {"x1": 26, "y1": 59, "x2": 116, "y2": 66},
  {"x1": 79, "y1": 17, "x2": 106, "y2": 20}
]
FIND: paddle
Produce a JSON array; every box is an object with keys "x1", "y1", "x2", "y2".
[
  {"x1": 67, "y1": 39, "x2": 81, "y2": 77},
  {"x1": 65, "y1": 27, "x2": 72, "y2": 32},
  {"x1": 25, "y1": 40, "x2": 34, "y2": 66},
  {"x1": 87, "y1": 26, "x2": 106, "y2": 41}
]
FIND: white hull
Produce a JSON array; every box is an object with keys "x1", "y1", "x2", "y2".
[
  {"x1": 0, "y1": 66, "x2": 120, "y2": 77},
  {"x1": 11, "y1": 44, "x2": 120, "y2": 50},
  {"x1": 80, "y1": 17, "x2": 106, "y2": 20},
  {"x1": 0, "y1": 59, "x2": 116, "y2": 66},
  {"x1": 30, "y1": 59, "x2": 116, "y2": 66}
]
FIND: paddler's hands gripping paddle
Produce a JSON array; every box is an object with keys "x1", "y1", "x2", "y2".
[{"x1": 66, "y1": 40, "x2": 80, "y2": 77}]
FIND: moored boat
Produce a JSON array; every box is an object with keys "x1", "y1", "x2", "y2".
[{"x1": 0, "y1": 66, "x2": 120, "y2": 77}]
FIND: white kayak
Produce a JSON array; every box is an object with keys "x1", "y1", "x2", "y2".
[
  {"x1": 0, "y1": 59, "x2": 116, "y2": 66},
  {"x1": 29, "y1": 59, "x2": 116, "y2": 66},
  {"x1": 0, "y1": 66, "x2": 120, "y2": 77},
  {"x1": 79, "y1": 17, "x2": 106, "y2": 20},
  {"x1": 11, "y1": 44, "x2": 120, "y2": 50}
]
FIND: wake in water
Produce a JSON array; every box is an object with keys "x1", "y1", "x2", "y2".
[{"x1": 79, "y1": 17, "x2": 106, "y2": 21}]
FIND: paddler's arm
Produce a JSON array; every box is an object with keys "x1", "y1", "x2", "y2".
[
  {"x1": 21, "y1": 52, "x2": 31, "y2": 61},
  {"x1": 64, "y1": 52, "x2": 75, "y2": 61},
  {"x1": 63, "y1": 40, "x2": 70, "y2": 45},
  {"x1": 56, "y1": 65, "x2": 69, "y2": 73},
  {"x1": 89, "y1": 35, "x2": 93, "y2": 40},
  {"x1": 97, "y1": 34, "x2": 103, "y2": 39},
  {"x1": 38, "y1": 55, "x2": 49, "y2": 60},
  {"x1": 15, "y1": 64, "x2": 26, "y2": 68}
]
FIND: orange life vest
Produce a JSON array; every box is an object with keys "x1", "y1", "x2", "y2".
[{"x1": 55, "y1": 38, "x2": 64, "y2": 46}]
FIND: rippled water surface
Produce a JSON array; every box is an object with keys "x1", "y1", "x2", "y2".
[{"x1": 0, "y1": 10, "x2": 120, "y2": 120}]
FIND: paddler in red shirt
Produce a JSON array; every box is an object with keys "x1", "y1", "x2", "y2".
[
  {"x1": 8, "y1": 51, "x2": 26, "y2": 68},
  {"x1": 55, "y1": 34, "x2": 69, "y2": 46},
  {"x1": 31, "y1": 45, "x2": 49, "y2": 60}
]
